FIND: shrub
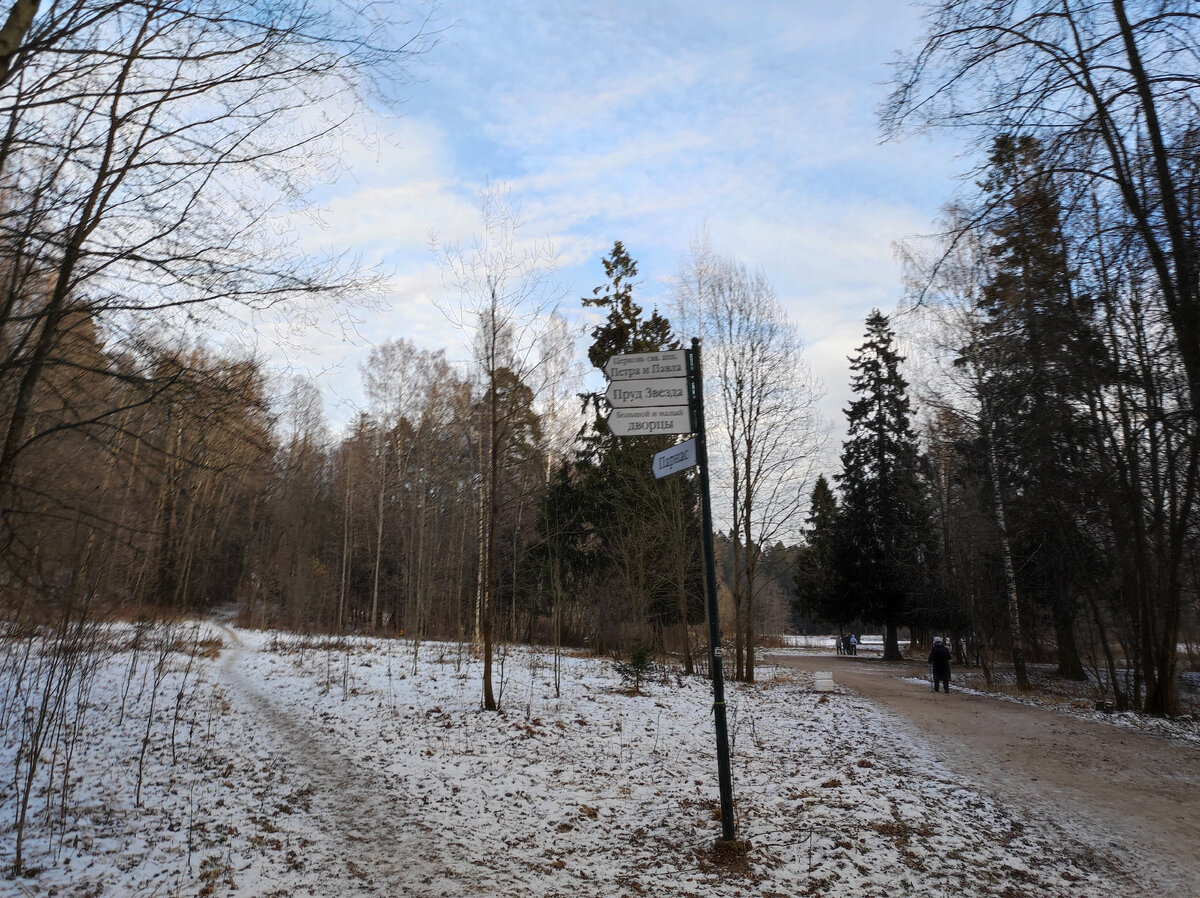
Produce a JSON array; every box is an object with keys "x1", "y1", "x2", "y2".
[{"x1": 613, "y1": 639, "x2": 654, "y2": 693}]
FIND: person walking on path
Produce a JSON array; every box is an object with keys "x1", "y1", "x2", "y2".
[
  {"x1": 849, "y1": 634, "x2": 857, "y2": 656},
  {"x1": 929, "y1": 637, "x2": 952, "y2": 693}
]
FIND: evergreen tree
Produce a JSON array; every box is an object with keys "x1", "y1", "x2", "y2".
[
  {"x1": 534, "y1": 241, "x2": 700, "y2": 654},
  {"x1": 976, "y1": 134, "x2": 1104, "y2": 680},
  {"x1": 794, "y1": 475, "x2": 843, "y2": 628},
  {"x1": 834, "y1": 311, "x2": 930, "y2": 661},
  {"x1": 581, "y1": 240, "x2": 675, "y2": 372}
]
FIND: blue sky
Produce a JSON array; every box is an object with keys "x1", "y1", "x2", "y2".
[{"x1": 284, "y1": 0, "x2": 969, "y2": 450}]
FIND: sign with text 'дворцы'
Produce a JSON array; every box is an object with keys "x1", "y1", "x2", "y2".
[{"x1": 607, "y1": 405, "x2": 692, "y2": 437}]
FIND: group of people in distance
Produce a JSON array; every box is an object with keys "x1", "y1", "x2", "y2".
[
  {"x1": 835, "y1": 633, "x2": 858, "y2": 655},
  {"x1": 832, "y1": 632, "x2": 955, "y2": 694}
]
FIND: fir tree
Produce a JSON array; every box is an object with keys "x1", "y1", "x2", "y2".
[
  {"x1": 976, "y1": 134, "x2": 1105, "y2": 680},
  {"x1": 834, "y1": 311, "x2": 930, "y2": 661}
]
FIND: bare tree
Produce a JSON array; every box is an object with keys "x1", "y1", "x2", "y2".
[
  {"x1": 677, "y1": 242, "x2": 826, "y2": 682},
  {"x1": 360, "y1": 339, "x2": 471, "y2": 640},
  {"x1": 530, "y1": 312, "x2": 586, "y2": 478},
  {"x1": 0, "y1": 0, "x2": 435, "y2": 587},
  {"x1": 885, "y1": 0, "x2": 1200, "y2": 428},
  {"x1": 434, "y1": 186, "x2": 566, "y2": 710}
]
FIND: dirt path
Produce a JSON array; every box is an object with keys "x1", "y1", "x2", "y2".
[
  {"x1": 767, "y1": 652, "x2": 1200, "y2": 896},
  {"x1": 213, "y1": 626, "x2": 463, "y2": 897}
]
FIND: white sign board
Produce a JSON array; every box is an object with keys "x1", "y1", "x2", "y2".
[
  {"x1": 605, "y1": 377, "x2": 688, "y2": 408},
  {"x1": 607, "y1": 406, "x2": 692, "y2": 437},
  {"x1": 604, "y1": 349, "x2": 687, "y2": 382},
  {"x1": 653, "y1": 438, "x2": 697, "y2": 479}
]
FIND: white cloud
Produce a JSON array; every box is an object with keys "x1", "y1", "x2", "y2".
[{"x1": 250, "y1": 1, "x2": 970, "y2": 444}]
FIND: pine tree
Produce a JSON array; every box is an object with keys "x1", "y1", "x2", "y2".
[{"x1": 834, "y1": 311, "x2": 929, "y2": 661}]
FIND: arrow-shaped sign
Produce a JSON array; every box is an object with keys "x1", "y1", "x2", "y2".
[
  {"x1": 604, "y1": 349, "x2": 687, "y2": 381},
  {"x1": 605, "y1": 377, "x2": 688, "y2": 408},
  {"x1": 653, "y1": 438, "x2": 697, "y2": 478},
  {"x1": 607, "y1": 406, "x2": 693, "y2": 437}
]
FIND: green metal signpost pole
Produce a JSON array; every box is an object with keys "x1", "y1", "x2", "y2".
[{"x1": 688, "y1": 338, "x2": 736, "y2": 842}]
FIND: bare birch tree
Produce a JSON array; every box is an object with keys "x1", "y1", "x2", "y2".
[
  {"x1": 677, "y1": 243, "x2": 826, "y2": 682},
  {"x1": 898, "y1": 216, "x2": 1033, "y2": 689},
  {"x1": 434, "y1": 186, "x2": 566, "y2": 710}
]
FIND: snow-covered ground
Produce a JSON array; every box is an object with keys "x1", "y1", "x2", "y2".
[{"x1": 0, "y1": 624, "x2": 1174, "y2": 896}]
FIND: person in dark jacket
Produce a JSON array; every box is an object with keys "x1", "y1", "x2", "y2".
[{"x1": 929, "y1": 637, "x2": 952, "y2": 693}]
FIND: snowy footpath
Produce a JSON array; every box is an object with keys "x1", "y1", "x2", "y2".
[{"x1": 0, "y1": 624, "x2": 1174, "y2": 896}]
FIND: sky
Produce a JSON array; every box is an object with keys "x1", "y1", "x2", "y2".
[{"x1": 280, "y1": 0, "x2": 970, "y2": 455}]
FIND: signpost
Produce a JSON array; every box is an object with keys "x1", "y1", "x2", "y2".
[
  {"x1": 685, "y1": 339, "x2": 736, "y2": 844},
  {"x1": 602, "y1": 344, "x2": 737, "y2": 846},
  {"x1": 652, "y1": 437, "x2": 697, "y2": 479}
]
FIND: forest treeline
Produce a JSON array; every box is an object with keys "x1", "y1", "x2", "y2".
[
  {"x1": 0, "y1": 234, "x2": 816, "y2": 683},
  {"x1": 800, "y1": 0, "x2": 1200, "y2": 718},
  {"x1": 0, "y1": 1, "x2": 1198, "y2": 720}
]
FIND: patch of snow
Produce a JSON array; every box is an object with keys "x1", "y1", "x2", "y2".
[{"x1": 0, "y1": 625, "x2": 1154, "y2": 896}]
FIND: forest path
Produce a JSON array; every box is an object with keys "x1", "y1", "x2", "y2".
[
  {"x1": 213, "y1": 626, "x2": 463, "y2": 897},
  {"x1": 767, "y1": 652, "x2": 1200, "y2": 896}
]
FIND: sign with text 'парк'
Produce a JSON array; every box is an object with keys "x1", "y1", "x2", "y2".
[{"x1": 653, "y1": 437, "x2": 697, "y2": 478}]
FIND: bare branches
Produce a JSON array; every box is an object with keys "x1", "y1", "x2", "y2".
[
  {"x1": 885, "y1": 0, "x2": 1200, "y2": 412},
  {"x1": 0, "y1": 1, "x2": 434, "y2": 590},
  {"x1": 676, "y1": 239, "x2": 827, "y2": 681}
]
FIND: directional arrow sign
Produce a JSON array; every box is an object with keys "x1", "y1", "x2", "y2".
[
  {"x1": 653, "y1": 438, "x2": 697, "y2": 479},
  {"x1": 607, "y1": 406, "x2": 692, "y2": 437},
  {"x1": 605, "y1": 377, "x2": 688, "y2": 408},
  {"x1": 604, "y1": 349, "x2": 687, "y2": 381}
]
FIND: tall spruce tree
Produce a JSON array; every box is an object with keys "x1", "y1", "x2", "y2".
[
  {"x1": 582, "y1": 241, "x2": 675, "y2": 374},
  {"x1": 977, "y1": 134, "x2": 1104, "y2": 680},
  {"x1": 835, "y1": 311, "x2": 929, "y2": 661},
  {"x1": 535, "y1": 241, "x2": 699, "y2": 654}
]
